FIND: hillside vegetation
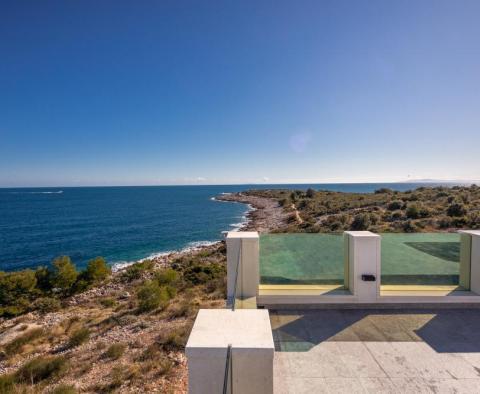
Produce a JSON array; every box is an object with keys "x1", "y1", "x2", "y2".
[
  {"x1": 0, "y1": 245, "x2": 227, "y2": 393},
  {"x1": 245, "y1": 185, "x2": 480, "y2": 233}
]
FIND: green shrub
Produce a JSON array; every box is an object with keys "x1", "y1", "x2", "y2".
[
  {"x1": 447, "y1": 202, "x2": 467, "y2": 217},
  {"x1": 68, "y1": 327, "x2": 90, "y2": 348},
  {"x1": 306, "y1": 188, "x2": 316, "y2": 198},
  {"x1": 51, "y1": 256, "x2": 78, "y2": 293},
  {"x1": 183, "y1": 262, "x2": 225, "y2": 286},
  {"x1": 99, "y1": 297, "x2": 116, "y2": 308},
  {"x1": 32, "y1": 297, "x2": 61, "y2": 313},
  {"x1": 350, "y1": 214, "x2": 371, "y2": 230},
  {"x1": 157, "y1": 323, "x2": 192, "y2": 351},
  {"x1": 137, "y1": 281, "x2": 171, "y2": 312},
  {"x1": 155, "y1": 269, "x2": 179, "y2": 286},
  {"x1": 329, "y1": 221, "x2": 343, "y2": 231},
  {"x1": 121, "y1": 260, "x2": 154, "y2": 282},
  {"x1": 5, "y1": 327, "x2": 44, "y2": 355},
  {"x1": 375, "y1": 188, "x2": 393, "y2": 194},
  {"x1": 167, "y1": 299, "x2": 195, "y2": 319},
  {"x1": 84, "y1": 257, "x2": 111, "y2": 283},
  {"x1": 419, "y1": 206, "x2": 431, "y2": 218},
  {"x1": 402, "y1": 220, "x2": 417, "y2": 233},
  {"x1": 52, "y1": 385, "x2": 77, "y2": 394},
  {"x1": 387, "y1": 200, "x2": 403, "y2": 211},
  {"x1": 0, "y1": 373, "x2": 15, "y2": 392},
  {"x1": 0, "y1": 301, "x2": 30, "y2": 318},
  {"x1": 406, "y1": 204, "x2": 420, "y2": 219},
  {"x1": 15, "y1": 355, "x2": 68, "y2": 384},
  {"x1": 104, "y1": 343, "x2": 126, "y2": 360}
]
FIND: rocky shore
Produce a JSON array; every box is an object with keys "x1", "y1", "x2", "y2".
[{"x1": 216, "y1": 192, "x2": 288, "y2": 233}]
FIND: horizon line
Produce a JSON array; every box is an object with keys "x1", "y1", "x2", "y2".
[{"x1": 1, "y1": 179, "x2": 478, "y2": 189}]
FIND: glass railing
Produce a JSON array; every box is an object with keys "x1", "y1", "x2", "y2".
[
  {"x1": 259, "y1": 234, "x2": 345, "y2": 286},
  {"x1": 381, "y1": 233, "x2": 462, "y2": 287}
]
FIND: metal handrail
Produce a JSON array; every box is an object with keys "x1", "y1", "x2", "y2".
[
  {"x1": 231, "y1": 239, "x2": 242, "y2": 311},
  {"x1": 222, "y1": 344, "x2": 232, "y2": 394}
]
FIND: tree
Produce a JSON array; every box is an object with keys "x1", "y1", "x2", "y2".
[
  {"x1": 50, "y1": 256, "x2": 78, "y2": 292},
  {"x1": 0, "y1": 270, "x2": 37, "y2": 306},
  {"x1": 84, "y1": 257, "x2": 111, "y2": 283}
]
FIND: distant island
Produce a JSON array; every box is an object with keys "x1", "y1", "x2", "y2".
[{"x1": 0, "y1": 184, "x2": 479, "y2": 392}]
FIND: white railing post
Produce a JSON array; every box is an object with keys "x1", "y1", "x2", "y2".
[
  {"x1": 186, "y1": 309, "x2": 274, "y2": 394},
  {"x1": 344, "y1": 231, "x2": 381, "y2": 302},
  {"x1": 226, "y1": 232, "x2": 259, "y2": 306},
  {"x1": 459, "y1": 230, "x2": 480, "y2": 293}
]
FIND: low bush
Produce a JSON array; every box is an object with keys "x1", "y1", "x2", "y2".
[
  {"x1": 167, "y1": 299, "x2": 195, "y2": 319},
  {"x1": 387, "y1": 200, "x2": 403, "y2": 211},
  {"x1": 405, "y1": 204, "x2": 420, "y2": 219},
  {"x1": 52, "y1": 385, "x2": 77, "y2": 394},
  {"x1": 447, "y1": 202, "x2": 467, "y2": 217},
  {"x1": 121, "y1": 260, "x2": 154, "y2": 282},
  {"x1": 99, "y1": 297, "x2": 116, "y2": 308},
  {"x1": 68, "y1": 327, "x2": 90, "y2": 348},
  {"x1": 32, "y1": 297, "x2": 61, "y2": 314},
  {"x1": 104, "y1": 343, "x2": 126, "y2": 360},
  {"x1": 402, "y1": 220, "x2": 417, "y2": 233},
  {"x1": 107, "y1": 364, "x2": 140, "y2": 390},
  {"x1": 350, "y1": 213, "x2": 371, "y2": 230},
  {"x1": 137, "y1": 281, "x2": 171, "y2": 312},
  {"x1": 15, "y1": 355, "x2": 68, "y2": 384},
  {"x1": 155, "y1": 268, "x2": 179, "y2": 286},
  {"x1": 157, "y1": 322, "x2": 192, "y2": 351},
  {"x1": 0, "y1": 373, "x2": 15, "y2": 392},
  {"x1": 183, "y1": 262, "x2": 225, "y2": 286}
]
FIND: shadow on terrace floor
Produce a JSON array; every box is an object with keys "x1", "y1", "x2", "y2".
[{"x1": 270, "y1": 308, "x2": 480, "y2": 353}]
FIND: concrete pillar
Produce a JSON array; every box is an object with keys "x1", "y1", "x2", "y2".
[
  {"x1": 226, "y1": 232, "x2": 259, "y2": 307},
  {"x1": 186, "y1": 309, "x2": 274, "y2": 394},
  {"x1": 344, "y1": 231, "x2": 381, "y2": 302},
  {"x1": 459, "y1": 230, "x2": 480, "y2": 294}
]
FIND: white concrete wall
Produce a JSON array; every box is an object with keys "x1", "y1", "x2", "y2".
[
  {"x1": 226, "y1": 232, "x2": 259, "y2": 303},
  {"x1": 345, "y1": 231, "x2": 381, "y2": 303}
]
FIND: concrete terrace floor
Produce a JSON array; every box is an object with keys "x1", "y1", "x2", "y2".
[{"x1": 270, "y1": 309, "x2": 480, "y2": 394}]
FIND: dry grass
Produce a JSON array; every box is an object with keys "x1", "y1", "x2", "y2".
[{"x1": 4, "y1": 327, "x2": 44, "y2": 356}]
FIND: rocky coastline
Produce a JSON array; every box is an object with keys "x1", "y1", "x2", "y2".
[{"x1": 0, "y1": 192, "x2": 285, "y2": 393}]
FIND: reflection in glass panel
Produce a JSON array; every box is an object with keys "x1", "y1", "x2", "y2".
[
  {"x1": 381, "y1": 233, "x2": 461, "y2": 286},
  {"x1": 259, "y1": 234, "x2": 344, "y2": 286}
]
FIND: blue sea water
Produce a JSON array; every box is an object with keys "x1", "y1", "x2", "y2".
[{"x1": 0, "y1": 183, "x2": 461, "y2": 271}]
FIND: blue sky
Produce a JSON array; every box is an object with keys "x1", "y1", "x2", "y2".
[{"x1": 1, "y1": 0, "x2": 479, "y2": 187}]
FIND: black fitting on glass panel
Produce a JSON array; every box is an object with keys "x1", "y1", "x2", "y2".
[{"x1": 361, "y1": 274, "x2": 376, "y2": 282}]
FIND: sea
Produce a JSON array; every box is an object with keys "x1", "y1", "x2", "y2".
[{"x1": 0, "y1": 183, "x2": 462, "y2": 272}]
